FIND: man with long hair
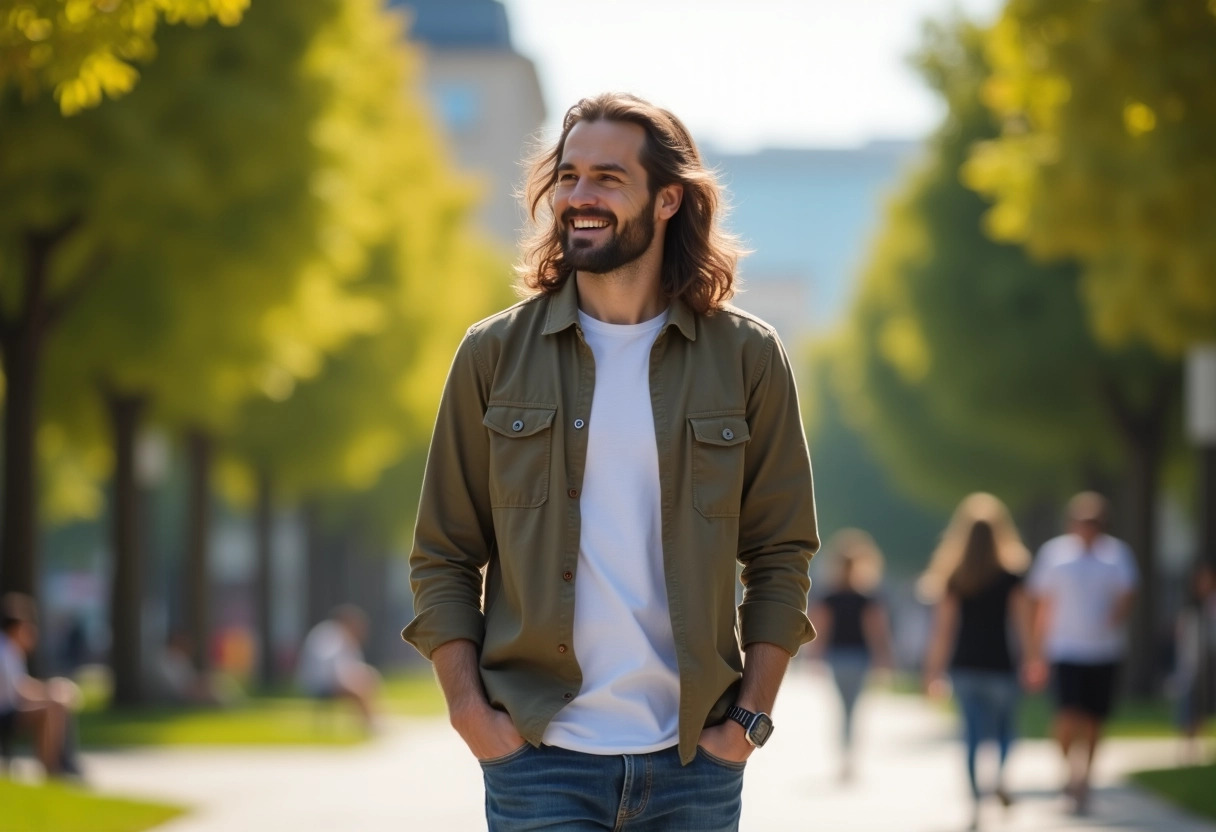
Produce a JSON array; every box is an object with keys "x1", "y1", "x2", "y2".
[{"x1": 403, "y1": 93, "x2": 818, "y2": 830}]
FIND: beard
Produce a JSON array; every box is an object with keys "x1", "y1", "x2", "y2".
[{"x1": 560, "y1": 193, "x2": 657, "y2": 274}]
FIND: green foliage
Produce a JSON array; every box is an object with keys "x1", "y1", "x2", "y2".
[
  {"x1": 801, "y1": 344, "x2": 948, "y2": 577},
  {"x1": 964, "y1": 0, "x2": 1216, "y2": 355},
  {"x1": 0, "y1": 0, "x2": 247, "y2": 114},
  {"x1": 1131, "y1": 764, "x2": 1216, "y2": 822},
  {"x1": 225, "y1": 0, "x2": 515, "y2": 546},
  {"x1": 0, "y1": 778, "x2": 184, "y2": 832},
  {"x1": 833, "y1": 18, "x2": 1179, "y2": 515}
]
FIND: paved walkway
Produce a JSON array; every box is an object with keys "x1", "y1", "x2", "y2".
[{"x1": 73, "y1": 669, "x2": 1215, "y2": 831}]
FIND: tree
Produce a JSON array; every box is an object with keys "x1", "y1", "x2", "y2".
[
  {"x1": 2, "y1": 0, "x2": 389, "y2": 702},
  {"x1": 0, "y1": 0, "x2": 247, "y2": 115},
  {"x1": 963, "y1": 0, "x2": 1216, "y2": 356},
  {"x1": 836, "y1": 17, "x2": 1182, "y2": 691}
]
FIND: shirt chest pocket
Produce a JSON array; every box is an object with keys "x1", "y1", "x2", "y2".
[
  {"x1": 483, "y1": 404, "x2": 557, "y2": 509},
  {"x1": 689, "y1": 415, "x2": 751, "y2": 518}
]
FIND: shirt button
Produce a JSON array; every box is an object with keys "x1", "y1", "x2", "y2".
[
  {"x1": 567, "y1": 488, "x2": 579, "y2": 498},
  {"x1": 512, "y1": 420, "x2": 524, "y2": 432},
  {"x1": 557, "y1": 644, "x2": 568, "y2": 653},
  {"x1": 574, "y1": 418, "x2": 585, "y2": 430},
  {"x1": 562, "y1": 571, "x2": 573, "y2": 581},
  {"x1": 722, "y1": 427, "x2": 734, "y2": 441}
]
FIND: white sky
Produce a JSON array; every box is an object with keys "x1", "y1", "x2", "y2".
[{"x1": 501, "y1": 0, "x2": 1004, "y2": 151}]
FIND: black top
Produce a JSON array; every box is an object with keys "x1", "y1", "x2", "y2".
[
  {"x1": 823, "y1": 590, "x2": 873, "y2": 653},
  {"x1": 951, "y1": 569, "x2": 1022, "y2": 672}
]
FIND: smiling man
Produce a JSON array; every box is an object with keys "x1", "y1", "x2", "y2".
[{"x1": 403, "y1": 93, "x2": 819, "y2": 831}]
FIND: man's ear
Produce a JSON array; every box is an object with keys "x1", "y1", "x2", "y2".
[{"x1": 656, "y1": 183, "x2": 683, "y2": 221}]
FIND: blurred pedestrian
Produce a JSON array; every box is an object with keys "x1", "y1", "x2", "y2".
[
  {"x1": 150, "y1": 632, "x2": 234, "y2": 707},
  {"x1": 1024, "y1": 491, "x2": 1138, "y2": 814},
  {"x1": 403, "y1": 92, "x2": 818, "y2": 831},
  {"x1": 809, "y1": 529, "x2": 893, "y2": 782},
  {"x1": 296, "y1": 605, "x2": 380, "y2": 732},
  {"x1": 1174, "y1": 561, "x2": 1216, "y2": 764},
  {"x1": 921, "y1": 493, "x2": 1032, "y2": 830},
  {"x1": 0, "y1": 592, "x2": 84, "y2": 778}
]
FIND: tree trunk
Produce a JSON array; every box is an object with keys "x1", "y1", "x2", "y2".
[
  {"x1": 255, "y1": 468, "x2": 275, "y2": 687},
  {"x1": 1199, "y1": 446, "x2": 1216, "y2": 570},
  {"x1": 358, "y1": 546, "x2": 389, "y2": 667},
  {"x1": 184, "y1": 429, "x2": 213, "y2": 673},
  {"x1": 1102, "y1": 372, "x2": 1177, "y2": 698},
  {"x1": 1120, "y1": 434, "x2": 1162, "y2": 697},
  {"x1": 107, "y1": 391, "x2": 148, "y2": 707},
  {"x1": 0, "y1": 325, "x2": 40, "y2": 598},
  {"x1": 303, "y1": 499, "x2": 330, "y2": 628}
]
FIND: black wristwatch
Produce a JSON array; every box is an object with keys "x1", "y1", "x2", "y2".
[{"x1": 725, "y1": 705, "x2": 774, "y2": 748}]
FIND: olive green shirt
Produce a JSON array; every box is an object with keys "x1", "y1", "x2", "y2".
[{"x1": 402, "y1": 277, "x2": 819, "y2": 765}]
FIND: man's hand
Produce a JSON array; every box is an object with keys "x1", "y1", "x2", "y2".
[
  {"x1": 450, "y1": 699, "x2": 527, "y2": 761},
  {"x1": 432, "y1": 639, "x2": 527, "y2": 761},
  {"x1": 697, "y1": 720, "x2": 753, "y2": 764}
]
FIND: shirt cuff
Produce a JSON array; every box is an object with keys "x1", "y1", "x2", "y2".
[
  {"x1": 400, "y1": 603, "x2": 485, "y2": 659},
  {"x1": 738, "y1": 600, "x2": 816, "y2": 656}
]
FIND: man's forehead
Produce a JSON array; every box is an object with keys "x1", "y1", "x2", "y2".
[{"x1": 559, "y1": 119, "x2": 647, "y2": 170}]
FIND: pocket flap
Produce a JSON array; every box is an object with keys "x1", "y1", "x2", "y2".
[
  {"x1": 689, "y1": 416, "x2": 751, "y2": 446},
  {"x1": 484, "y1": 404, "x2": 557, "y2": 438}
]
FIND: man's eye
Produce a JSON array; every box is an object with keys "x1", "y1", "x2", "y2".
[{"x1": 558, "y1": 173, "x2": 576, "y2": 183}]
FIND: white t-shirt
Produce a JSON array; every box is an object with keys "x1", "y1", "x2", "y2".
[
  {"x1": 295, "y1": 620, "x2": 362, "y2": 694},
  {"x1": 542, "y1": 310, "x2": 680, "y2": 754},
  {"x1": 1027, "y1": 533, "x2": 1139, "y2": 663},
  {"x1": 0, "y1": 632, "x2": 27, "y2": 713}
]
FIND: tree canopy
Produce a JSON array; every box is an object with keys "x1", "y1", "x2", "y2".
[
  {"x1": 963, "y1": 0, "x2": 1216, "y2": 355},
  {"x1": 1, "y1": 0, "x2": 247, "y2": 114}
]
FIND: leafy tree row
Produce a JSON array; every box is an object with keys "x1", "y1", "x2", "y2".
[{"x1": 1, "y1": 0, "x2": 508, "y2": 702}]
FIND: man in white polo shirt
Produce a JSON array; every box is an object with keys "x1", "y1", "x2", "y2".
[{"x1": 1026, "y1": 492, "x2": 1138, "y2": 814}]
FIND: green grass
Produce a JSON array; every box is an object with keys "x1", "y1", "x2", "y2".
[
  {"x1": 381, "y1": 669, "x2": 445, "y2": 716},
  {"x1": 76, "y1": 670, "x2": 445, "y2": 749},
  {"x1": 0, "y1": 779, "x2": 184, "y2": 832},
  {"x1": 1131, "y1": 764, "x2": 1216, "y2": 822}
]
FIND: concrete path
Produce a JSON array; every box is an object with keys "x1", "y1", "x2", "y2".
[{"x1": 70, "y1": 668, "x2": 1216, "y2": 831}]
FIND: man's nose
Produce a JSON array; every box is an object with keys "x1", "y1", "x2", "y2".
[{"x1": 568, "y1": 178, "x2": 598, "y2": 207}]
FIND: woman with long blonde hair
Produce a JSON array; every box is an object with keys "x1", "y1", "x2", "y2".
[{"x1": 922, "y1": 493, "x2": 1032, "y2": 830}]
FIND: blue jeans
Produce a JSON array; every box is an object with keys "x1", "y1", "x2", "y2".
[
  {"x1": 480, "y1": 743, "x2": 746, "y2": 831},
  {"x1": 950, "y1": 669, "x2": 1019, "y2": 798},
  {"x1": 827, "y1": 647, "x2": 870, "y2": 750}
]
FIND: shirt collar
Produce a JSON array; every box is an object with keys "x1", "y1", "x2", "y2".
[{"x1": 541, "y1": 276, "x2": 697, "y2": 341}]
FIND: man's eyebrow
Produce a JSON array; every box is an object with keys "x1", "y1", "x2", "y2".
[{"x1": 556, "y1": 161, "x2": 630, "y2": 174}]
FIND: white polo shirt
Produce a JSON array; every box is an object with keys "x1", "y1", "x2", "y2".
[{"x1": 1027, "y1": 533, "x2": 1139, "y2": 664}]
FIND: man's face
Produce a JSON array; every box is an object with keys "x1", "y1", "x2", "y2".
[{"x1": 554, "y1": 119, "x2": 660, "y2": 274}]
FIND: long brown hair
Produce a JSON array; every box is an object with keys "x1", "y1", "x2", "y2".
[
  {"x1": 516, "y1": 92, "x2": 744, "y2": 315},
  {"x1": 918, "y1": 493, "x2": 1030, "y2": 602}
]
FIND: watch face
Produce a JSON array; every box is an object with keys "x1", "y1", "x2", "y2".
[{"x1": 747, "y1": 714, "x2": 774, "y2": 747}]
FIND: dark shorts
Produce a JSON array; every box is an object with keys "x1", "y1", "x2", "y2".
[{"x1": 1053, "y1": 661, "x2": 1120, "y2": 720}]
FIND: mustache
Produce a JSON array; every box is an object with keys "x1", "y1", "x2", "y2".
[{"x1": 560, "y1": 208, "x2": 616, "y2": 225}]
